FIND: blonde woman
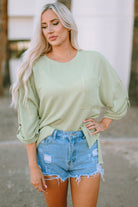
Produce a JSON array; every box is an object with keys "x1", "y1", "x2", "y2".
[{"x1": 11, "y1": 2, "x2": 130, "y2": 207}]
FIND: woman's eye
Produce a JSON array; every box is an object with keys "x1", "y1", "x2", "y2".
[
  {"x1": 41, "y1": 26, "x2": 47, "y2": 29},
  {"x1": 53, "y1": 22, "x2": 59, "y2": 26},
  {"x1": 41, "y1": 22, "x2": 59, "y2": 29}
]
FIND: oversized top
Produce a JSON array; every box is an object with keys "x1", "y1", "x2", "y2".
[{"x1": 17, "y1": 50, "x2": 130, "y2": 164}]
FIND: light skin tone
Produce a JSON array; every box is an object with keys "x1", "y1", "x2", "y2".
[
  {"x1": 25, "y1": 9, "x2": 113, "y2": 207},
  {"x1": 41, "y1": 9, "x2": 77, "y2": 62}
]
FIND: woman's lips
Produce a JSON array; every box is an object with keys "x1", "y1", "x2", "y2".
[{"x1": 49, "y1": 36, "x2": 57, "y2": 41}]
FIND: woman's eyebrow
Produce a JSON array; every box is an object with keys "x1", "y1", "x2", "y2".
[{"x1": 41, "y1": 18, "x2": 59, "y2": 25}]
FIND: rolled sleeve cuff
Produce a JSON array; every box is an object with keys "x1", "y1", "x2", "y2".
[
  {"x1": 17, "y1": 127, "x2": 39, "y2": 144},
  {"x1": 103, "y1": 98, "x2": 130, "y2": 120}
]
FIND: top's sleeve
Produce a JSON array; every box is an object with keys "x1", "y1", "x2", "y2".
[
  {"x1": 98, "y1": 52, "x2": 130, "y2": 120},
  {"x1": 17, "y1": 72, "x2": 40, "y2": 144}
]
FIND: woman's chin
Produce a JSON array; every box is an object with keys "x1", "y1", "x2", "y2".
[{"x1": 48, "y1": 40, "x2": 60, "y2": 47}]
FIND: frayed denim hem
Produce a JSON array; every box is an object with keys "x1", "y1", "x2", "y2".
[
  {"x1": 42, "y1": 164, "x2": 104, "y2": 185},
  {"x1": 70, "y1": 164, "x2": 105, "y2": 184},
  {"x1": 43, "y1": 173, "x2": 69, "y2": 184}
]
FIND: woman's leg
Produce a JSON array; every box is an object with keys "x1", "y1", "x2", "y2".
[
  {"x1": 70, "y1": 173, "x2": 101, "y2": 207},
  {"x1": 43, "y1": 175, "x2": 69, "y2": 207}
]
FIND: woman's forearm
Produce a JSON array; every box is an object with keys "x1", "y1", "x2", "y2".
[
  {"x1": 26, "y1": 142, "x2": 47, "y2": 192},
  {"x1": 100, "y1": 117, "x2": 113, "y2": 129},
  {"x1": 26, "y1": 142, "x2": 38, "y2": 168}
]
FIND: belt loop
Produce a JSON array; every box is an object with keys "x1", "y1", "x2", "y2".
[{"x1": 53, "y1": 129, "x2": 57, "y2": 140}]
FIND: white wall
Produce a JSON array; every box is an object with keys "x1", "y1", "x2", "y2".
[
  {"x1": 72, "y1": 0, "x2": 134, "y2": 89},
  {"x1": 8, "y1": 17, "x2": 34, "y2": 40},
  {"x1": 35, "y1": 0, "x2": 56, "y2": 13},
  {"x1": 8, "y1": 0, "x2": 35, "y2": 40},
  {"x1": 8, "y1": 0, "x2": 35, "y2": 16},
  {"x1": 8, "y1": 0, "x2": 56, "y2": 40}
]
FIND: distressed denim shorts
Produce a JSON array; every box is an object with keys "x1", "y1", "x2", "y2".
[{"x1": 37, "y1": 129, "x2": 104, "y2": 182}]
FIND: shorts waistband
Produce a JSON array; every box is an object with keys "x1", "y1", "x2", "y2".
[{"x1": 53, "y1": 129, "x2": 84, "y2": 138}]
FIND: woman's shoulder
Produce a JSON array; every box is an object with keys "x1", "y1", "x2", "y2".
[
  {"x1": 80, "y1": 49, "x2": 105, "y2": 60},
  {"x1": 32, "y1": 55, "x2": 46, "y2": 72},
  {"x1": 81, "y1": 50, "x2": 116, "y2": 75},
  {"x1": 34, "y1": 55, "x2": 45, "y2": 66}
]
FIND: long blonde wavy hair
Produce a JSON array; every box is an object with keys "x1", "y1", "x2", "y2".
[{"x1": 11, "y1": 1, "x2": 79, "y2": 108}]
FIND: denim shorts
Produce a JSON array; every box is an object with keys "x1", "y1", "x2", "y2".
[{"x1": 37, "y1": 129, "x2": 104, "y2": 182}]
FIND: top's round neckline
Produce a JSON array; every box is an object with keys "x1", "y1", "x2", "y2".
[{"x1": 44, "y1": 50, "x2": 81, "y2": 64}]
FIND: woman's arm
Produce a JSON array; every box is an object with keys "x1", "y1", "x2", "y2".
[
  {"x1": 16, "y1": 73, "x2": 47, "y2": 192},
  {"x1": 84, "y1": 117, "x2": 113, "y2": 134},
  {"x1": 26, "y1": 143, "x2": 47, "y2": 193},
  {"x1": 26, "y1": 142, "x2": 38, "y2": 168},
  {"x1": 99, "y1": 117, "x2": 113, "y2": 131}
]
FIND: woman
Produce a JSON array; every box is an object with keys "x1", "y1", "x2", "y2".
[{"x1": 11, "y1": 2, "x2": 130, "y2": 207}]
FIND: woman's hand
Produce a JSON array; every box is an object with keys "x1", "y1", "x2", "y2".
[
  {"x1": 30, "y1": 165, "x2": 47, "y2": 193},
  {"x1": 84, "y1": 118, "x2": 113, "y2": 135}
]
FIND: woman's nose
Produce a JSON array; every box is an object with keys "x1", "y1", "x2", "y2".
[{"x1": 47, "y1": 25, "x2": 54, "y2": 33}]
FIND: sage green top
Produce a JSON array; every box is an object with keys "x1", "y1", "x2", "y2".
[{"x1": 17, "y1": 50, "x2": 130, "y2": 164}]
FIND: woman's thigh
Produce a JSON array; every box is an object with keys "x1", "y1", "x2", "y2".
[
  {"x1": 43, "y1": 176, "x2": 69, "y2": 207},
  {"x1": 70, "y1": 173, "x2": 101, "y2": 207}
]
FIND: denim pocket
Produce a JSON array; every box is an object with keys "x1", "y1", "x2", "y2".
[{"x1": 76, "y1": 135, "x2": 87, "y2": 143}]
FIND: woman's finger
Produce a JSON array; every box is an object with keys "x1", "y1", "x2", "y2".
[
  {"x1": 90, "y1": 128, "x2": 99, "y2": 134},
  {"x1": 90, "y1": 131, "x2": 98, "y2": 135},
  {"x1": 84, "y1": 118, "x2": 95, "y2": 123},
  {"x1": 41, "y1": 176, "x2": 47, "y2": 192},
  {"x1": 88, "y1": 126, "x2": 97, "y2": 130},
  {"x1": 35, "y1": 183, "x2": 45, "y2": 193},
  {"x1": 85, "y1": 120, "x2": 97, "y2": 127},
  {"x1": 36, "y1": 187, "x2": 43, "y2": 192},
  {"x1": 32, "y1": 180, "x2": 42, "y2": 189},
  {"x1": 86, "y1": 121, "x2": 96, "y2": 126}
]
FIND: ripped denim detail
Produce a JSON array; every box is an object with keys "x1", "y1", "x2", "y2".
[
  {"x1": 42, "y1": 163, "x2": 104, "y2": 185},
  {"x1": 43, "y1": 174, "x2": 69, "y2": 185},
  {"x1": 70, "y1": 164, "x2": 105, "y2": 184}
]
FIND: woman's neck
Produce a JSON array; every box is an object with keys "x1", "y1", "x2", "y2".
[{"x1": 47, "y1": 42, "x2": 77, "y2": 62}]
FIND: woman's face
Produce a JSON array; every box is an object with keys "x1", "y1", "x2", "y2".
[{"x1": 41, "y1": 9, "x2": 70, "y2": 48}]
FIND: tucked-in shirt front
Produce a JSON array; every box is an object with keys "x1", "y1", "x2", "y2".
[{"x1": 17, "y1": 50, "x2": 130, "y2": 164}]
